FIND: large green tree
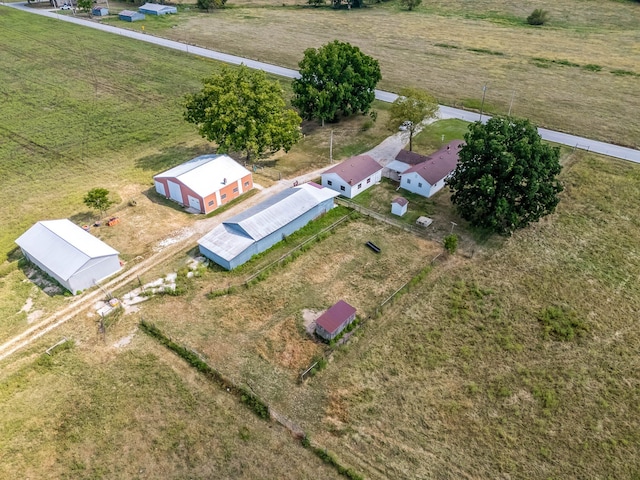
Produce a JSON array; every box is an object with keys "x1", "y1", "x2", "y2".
[
  {"x1": 388, "y1": 87, "x2": 438, "y2": 151},
  {"x1": 292, "y1": 41, "x2": 381, "y2": 126},
  {"x1": 184, "y1": 66, "x2": 302, "y2": 162},
  {"x1": 447, "y1": 116, "x2": 563, "y2": 235}
]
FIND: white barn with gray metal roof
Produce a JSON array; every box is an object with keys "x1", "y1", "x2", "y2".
[
  {"x1": 198, "y1": 182, "x2": 339, "y2": 270},
  {"x1": 15, "y1": 219, "x2": 121, "y2": 294}
]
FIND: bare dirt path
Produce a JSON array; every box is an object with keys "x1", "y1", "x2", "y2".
[{"x1": 0, "y1": 165, "x2": 335, "y2": 363}]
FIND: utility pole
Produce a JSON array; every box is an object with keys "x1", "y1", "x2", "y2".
[
  {"x1": 329, "y1": 129, "x2": 334, "y2": 163},
  {"x1": 479, "y1": 85, "x2": 487, "y2": 122}
]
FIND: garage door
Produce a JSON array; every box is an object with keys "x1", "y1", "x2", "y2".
[
  {"x1": 154, "y1": 181, "x2": 166, "y2": 197},
  {"x1": 187, "y1": 195, "x2": 201, "y2": 212},
  {"x1": 167, "y1": 180, "x2": 183, "y2": 203}
]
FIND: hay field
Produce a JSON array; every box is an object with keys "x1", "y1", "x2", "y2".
[
  {"x1": 146, "y1": 0, "x2": 640, "y2": 147},
  {"x1": 0, "y1": 331, "x2": 344, "y2": 479}
]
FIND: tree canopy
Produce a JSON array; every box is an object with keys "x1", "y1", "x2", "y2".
[
  {"x1": 184, "y1": 66, "x2": 302, "y2": 162},
  {"x1": 84, "y1": 188, "x2": 115, "y2": 217},
  {"x1": 446, "y1": 116, "x2": 563, "y2": 235},
  {"x1": 388, "y1": 87, "x2": 438, "y2": 151},
  {"x1": 292, "y1": 41, "x2": 381, "y2": 126}
]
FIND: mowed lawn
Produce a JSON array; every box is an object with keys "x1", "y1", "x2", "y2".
[{"x1": 138, "y1": 0, "x2": 640, "y2": 147}]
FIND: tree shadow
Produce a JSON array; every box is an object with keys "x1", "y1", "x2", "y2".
[
  {"x1": 135, "y1": 144, "x2": 213, "y2": 172},
  {"x1": 69, "y1": 211, "x2": 98, "y2": 227}
]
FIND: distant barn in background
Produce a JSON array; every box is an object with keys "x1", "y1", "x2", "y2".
[
  {"x1": 92, "y1": 6, "x2": 109, "y2": 15},
  {"x1": 154, "y1": 154, "x2": 253, "y2": 214},
  {"x1": 118, "y1": 10, "x2": 145, "y2": 21},
  {"x1": 315, "y1": 300, "x2": 357, "y2": 341},
  {"x1": 138, "y1": 3, "x2": 177, "y2": 15},
  {"x1": 15, "y1": 219, "x2": 121, "y2": 294}
]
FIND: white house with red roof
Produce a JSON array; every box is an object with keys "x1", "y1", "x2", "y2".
[
  {"x1": 321, "y1": 155, "x2": 383, "y2": 199},
  {"x1": 400, "y1": 140, "x2": 463, "y2": 198}
]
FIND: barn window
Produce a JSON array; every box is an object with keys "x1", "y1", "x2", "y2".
[
  {"x1": 340, "y1": 185, "x2": 346, "y2": 191},
  {"x1": 244, "y1": 181, "x2": 249, "y2": 187},
  {"x1": 418, "y1": 182, "x2": 423, "y2": 188},
  {"x1": 407, "y1": 179, "x2": 411, "y2": 184},
  {"x1": 208, "y1": 200, "x2": 214, "y2": 206},
  {"x1": 327, "y1": 180, "x2": 333, "y2": 186},
  {"x1": 367, "y1": 178, "x2": 371, "y2": 184},
  {"x1": 358, "y1": 183, "x2": 362, "y2": 189},
  {"x1": 221, "y1": 194, "x2": 227, "y2": 200},
  {"x1": 233, "y1": 187, "x2": 239, "y2": 193}
]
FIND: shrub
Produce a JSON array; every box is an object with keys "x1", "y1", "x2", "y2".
[
  {"x1": 538, "y1": 305, "x2": 588, "y2": 341},
  {"x1": 444, "y1": 234, "x2": 458, "y2": 254},
  {"x1": 527, "y1": 8, "x2": 549, "y2": 25}
]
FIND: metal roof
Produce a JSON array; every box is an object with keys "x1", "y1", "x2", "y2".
[
  {"x1": 385, "y1": 160, "x2": 412, "y2": 174},
  {"x1": 323, "y1": 155, "x2": 382, "y2": 185},
  {"x1": 316, "y1": 300, "x2": 356, "y2": 335},
  {"x1": 392, "y1": 197, "x2": 408, "y2": 207},
  {"x1": 139, "y1": 2, "x2": 175, "y2": 11},
  {"x1": 15, "y1": 219, "x2": 119, "y2": 281},
  {"x1": 198, "y1": 183, "x2": 338, "y2": 261},
  {"x1": 154, "y1": 155, "x2": 250, "y2": 198}
]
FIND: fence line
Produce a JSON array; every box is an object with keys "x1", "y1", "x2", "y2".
[
  {"x1": 335, "y1": 198, "x2": 428, "y2": 237},
  {"x1": 243, "y1": 213, "x2": 352, "y2": 284}
]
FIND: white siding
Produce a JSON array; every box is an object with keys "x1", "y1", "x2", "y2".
[
  {"x1": 321, "y1": 170, "x2": 381, "y2": 199},
  {"x1": 401, "y1": 172, "x2": 433, "y2": 198}
]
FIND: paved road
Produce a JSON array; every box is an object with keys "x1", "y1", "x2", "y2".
[{"x1": 3, "y1": 2, "x2": 640, "y2": 163}]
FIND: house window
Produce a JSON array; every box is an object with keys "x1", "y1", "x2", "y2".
[
  {"x1": 208, "y1": 200, "x2": 214, "y2": 207},
  {"x1": 340, "y1": 185, "x2": 346, "y2": 191},
  {"x1": 233, "y1": 187, "x2": 239, "y2": 193},
  {"x1": 407, "y1": 179, "x2": 411, "y2": 184},
  {"x1": 327, "y1": 180, "x2": 333, "y2": 186},
  {"x1": 244, "y1": 181, "x2": 250, "y2": 187},
  {"x1": 358, "y1": 183, "x2": 362, "y2": 189},
  {"x1": 367, "y1": 178, "x2": 371, "y2": 184},
  {"x1": 221, "y1": 194, "x2": 227, "y2": 200},
  {"x1": 418, "y1": 182, "x2": 423, "y2": 188}
]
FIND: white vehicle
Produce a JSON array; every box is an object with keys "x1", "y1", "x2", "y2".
[
  {"x1": 60, "y1": 3, "x2": 72, "y2": 9},
  {"x1": 399, "y1": 121, "x2": 413, "y2": 131}
]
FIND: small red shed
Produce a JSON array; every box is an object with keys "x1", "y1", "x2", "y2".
[{"x1": 315, "y1": 300, "x2": 357, "y2": 341}]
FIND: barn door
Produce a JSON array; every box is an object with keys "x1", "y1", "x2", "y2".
[{"x1": 167, "y1": 180, "x2": 182, "y2": 203}]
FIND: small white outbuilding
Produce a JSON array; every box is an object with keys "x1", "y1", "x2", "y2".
[
  {"x1": 15, "y1": 219, "x2": 121, "y2": 294},
  {"x1": 391, "y1": 197, "x2": 408, "y2": 217}
]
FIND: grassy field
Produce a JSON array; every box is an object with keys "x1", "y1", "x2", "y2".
[
  {"x1": 2, "y1": 4, "x2": 640, "y2": 480},
  {"x1": 133, "y1": 149, "x2": 640, "y2": 479},
  {"x1": 109, "y1": 0, "x2": 640, "y2": 148},
  {"x1": 0, "y1": 7, "x2": 391, "y2": 263},
  {"x1": 0, "y1": 7, "x2": 391, "y2": 345},
  {"x1": 0, "y1": 332, "x2": 344, "y2": 479}
]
